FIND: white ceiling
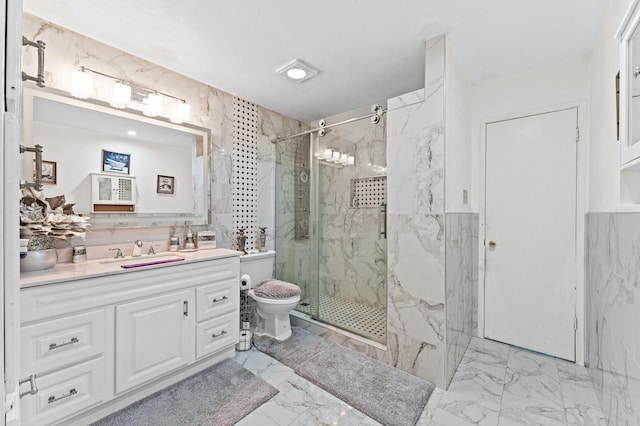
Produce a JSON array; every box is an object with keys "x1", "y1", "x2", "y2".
[{"x1": 24, "y1": 0, "x2": 609, "y2": 122}]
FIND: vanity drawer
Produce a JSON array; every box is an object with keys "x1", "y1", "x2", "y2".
[
  {"x1": 196, "y1": 278, "x2": 238, "y2": 322},
  {"x1": 21, "y1": 310, "x2": 106, "y2": 376},
  {"x1": 21, "y1": 357, "x2": 106, "y2": 426},
  {"x1": 195, "y1": 312, "x2": 238, "y2": 359}
]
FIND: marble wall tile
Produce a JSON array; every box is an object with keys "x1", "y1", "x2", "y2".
[
  {"x1": 386, "y1": 35, "x2": 447, "y2": 388},
  {"x1": 444, "y1": 213, "x2": 478, "y2": 386},
  {"x1": 585, "y1": 212, "x2": 640, "y2": 426},
  {"x1": 23, "y1": 14, "x2": 301, "y2": 251}
]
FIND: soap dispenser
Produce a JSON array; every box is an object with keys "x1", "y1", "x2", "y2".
[
  {"x1": 185, "y1": 227, "x2": 195, "y2": 250},
  {"x1": 258, "y1": 227, "x2": 267, "y2": 252},
  {"x1": 236, "y1": 228, "x2": 247, "y2": 254}
]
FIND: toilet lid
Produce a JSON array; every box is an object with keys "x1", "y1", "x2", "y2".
[{"x1": 253, "y1": 279, "x2": 301, "y2": 299}]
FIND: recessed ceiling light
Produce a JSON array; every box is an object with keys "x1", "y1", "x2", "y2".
[
  {"x1": 127, "y1": 130, "x2": 137, "y2": 136},
  {"x1": 287, "y1": 68, "x2": 307, "y2": 80},
  {"x1": 276, "y1": 59, "x2": 318, "y2": 83}
]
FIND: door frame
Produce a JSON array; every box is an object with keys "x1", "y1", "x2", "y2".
[{"x1": 478, "y1": 101, "x2": 587, "y2": 365}]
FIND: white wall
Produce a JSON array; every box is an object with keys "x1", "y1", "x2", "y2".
[
  {"x1": 445, "y1": 43, "x2": 473, "y2": 212},
  {"x1": 590, "y1": 0, "x2": 634, "y2": 210}
]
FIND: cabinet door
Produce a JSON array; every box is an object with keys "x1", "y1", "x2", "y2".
[{"x1": 115, "y1": 290, "x2": 194, "y2": 394}]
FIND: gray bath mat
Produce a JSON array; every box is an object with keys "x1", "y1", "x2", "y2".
[
  {"x1": 253, "y1": 326, "x2": 332, "y2": 367},
  {"x1": 255, "y1": 327, "x2": 434, "y2": 426},
  {"x1": 297, "y1": 344, "x2": 434, "y2": 426},
  {"x1": 91, "y1": 359, "x2": 277, "y2": 426}
]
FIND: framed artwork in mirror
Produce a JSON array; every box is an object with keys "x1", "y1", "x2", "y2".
[
  {"x1": 157, "y1": 175, "x2": 175, "y2": 194},
  {"x1": 102, "y1": 150, "x2": 130, "y2": 174},
  {"x1": 34, "y1": 160, "x2": 57, "y2": 184}
]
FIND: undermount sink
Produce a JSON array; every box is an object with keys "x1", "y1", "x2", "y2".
[{"x1": 100, "y1": 253, "x2": 186, "y2": 268}]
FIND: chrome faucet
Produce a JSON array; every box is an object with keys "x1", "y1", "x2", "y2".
[
  {"x1": 109, "y1": 248, "x2": 124, "y2": 259},
  {"x1": 132, "y1": 240, "x2": 143, "y2": 257}
]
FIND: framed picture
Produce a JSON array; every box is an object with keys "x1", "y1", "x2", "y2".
[
  {"x1": 34, "y1": 160, "x2": 57, "y2": 184},
  {"x1": 102, "y1": 150, "x2": 131, "y2": 174},
  {"x1": 157, "y1": 175, "x2": 175, "y2": 194}
]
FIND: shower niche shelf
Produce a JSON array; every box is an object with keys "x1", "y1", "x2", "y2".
[{"x1": 351, "y1": 176, "x2": 387, "y2": 208}]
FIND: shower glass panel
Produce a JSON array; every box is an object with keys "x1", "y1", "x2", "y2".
[
  {"x1": 275, "y1": 107, "x2": 387, "y2": 344},
  {"x1": 274, "y1": 134, "x2": 319, "y2": 319}
]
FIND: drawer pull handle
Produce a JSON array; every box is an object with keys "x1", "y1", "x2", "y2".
[
  {"x1": 211, "y1": 330, "x2": 228, "y2": 340},
  {"x1": 212, "y1": 296, "x2": 228, "y2": 304},
  {"x1": 49, "y1": 337, "x2": 79, "y2": 351},
  {"x1": 19, "y1": 374, "x2": 38, "y2": 398},
  {"x1": 48, "y1": 388, "x2": 77, "y2": 404}
]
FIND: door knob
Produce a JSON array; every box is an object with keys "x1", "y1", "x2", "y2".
[{"x1": 488, "y1": 240, "x2": 497, "y2": 248}]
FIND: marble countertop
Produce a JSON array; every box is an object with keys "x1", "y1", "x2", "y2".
[{"x1": 20, "y1": 248, "x2": 242, "y2": 289}]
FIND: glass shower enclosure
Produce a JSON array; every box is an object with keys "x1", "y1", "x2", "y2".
[{"x1": 274, "y1": 107, "x2": 387, "y2": 344}]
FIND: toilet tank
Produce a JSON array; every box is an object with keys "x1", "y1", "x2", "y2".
[{"x1": 239, "y1": 250, "x2": 275, "y2": 285}]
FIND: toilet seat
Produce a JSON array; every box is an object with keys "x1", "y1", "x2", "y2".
[{"x1": 248, "y1": 290, "x2": 300, "y2": 305}]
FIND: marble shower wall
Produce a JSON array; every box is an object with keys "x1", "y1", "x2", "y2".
[
  {"x1": 386, "y1": 35, "x2": 447, "y2": 388},
  {"x1": 444, "y1": 212, "x2": 478, "y2": 386},
  {"x1": 23, "y1": 13, "x2": 302, "y2": 249},
  {"x1": 586, "y1": 212, "x2": 640, "y2": 426},
  {"x1": 316, "y1": 111, "x2": 387, "y2": 309}
]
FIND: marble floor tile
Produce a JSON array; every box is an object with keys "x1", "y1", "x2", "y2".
[{"x1": 236, "y1": 337, "x2": 605, "y2": 426}]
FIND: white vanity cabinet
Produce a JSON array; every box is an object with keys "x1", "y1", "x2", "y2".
[{"x1": 19, "y1": 254, "x2": 240, "y2": 425}]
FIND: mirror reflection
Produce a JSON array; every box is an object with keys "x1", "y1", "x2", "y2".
[
  {"x1": 21, "y1": 88, "x2": 211, "y2": 228},
  {"x1": 629, "y1": 28, "x2": 640, "y2": 147}
]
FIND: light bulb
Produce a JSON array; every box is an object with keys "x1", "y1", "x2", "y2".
[
  {"x1": 347, "y1": 155, "x2": 355, "y2": 165},
  {"x1": 171, "y1": 102, "x2": 191, "y2": 123},
  {"x1": 323, "y1": 148, "x2": 333, "y2": 160},
  {"x1": 71, "y1": 70, "x2": 93, "y2": 99},
  {"x1": 332, "y1": 150, "x2": 341, "y2": 162},
  {"x1": 110, "y1": 81, "x2": 131, "y2": 109},
  {"x1": 144, "y1": 93, "x2": 163, "y2": 117},
  {"x1": 340, "y1": 153, "x2": 348, "y2": 164}
]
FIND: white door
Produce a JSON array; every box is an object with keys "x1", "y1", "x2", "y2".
[
  {"x1": 115, "y1": 290, "x2": 194, "y2": 394},
  {"x1": 484, "y1": 108, "x2": 577, "y2": 361}
]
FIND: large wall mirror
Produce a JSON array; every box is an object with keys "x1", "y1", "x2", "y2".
[{"x1": 21, "y1": 87, "x2": 211, "y2": 228}]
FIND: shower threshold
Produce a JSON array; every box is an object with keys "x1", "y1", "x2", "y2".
[{"x1": 294, "y1": 295, "x2": 387, "y2": 348}]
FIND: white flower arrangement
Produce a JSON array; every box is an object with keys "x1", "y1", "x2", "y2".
[{"x1": 20, "y1": 188, "x2": 90, "y2": 248}]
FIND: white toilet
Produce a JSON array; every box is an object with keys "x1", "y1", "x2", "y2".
[{"x1": 240, "y1": 251, "x2": 300, "y2": 341}]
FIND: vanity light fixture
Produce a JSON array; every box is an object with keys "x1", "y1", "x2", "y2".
[
  {"x1": 319, "y1": 148, "x2": 355, "y2": 167},
  {"x1": 70, "y1": 66, "x2": 190, "y2": 122},
  {"x1": 276, "y1": 59, "x2": 319, "y2": 83}
]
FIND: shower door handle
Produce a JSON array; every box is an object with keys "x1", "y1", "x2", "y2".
[{"x1": 378, "y1": 203, "x2": 387, "y2": 239}]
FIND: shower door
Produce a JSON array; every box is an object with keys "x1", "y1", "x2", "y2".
[
  {"x1": 274, "y1": 108, "x2": 388, "y2": 344},
  {"x1": 309, "y1": 115, "x2": 388, "y2": 344}
]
